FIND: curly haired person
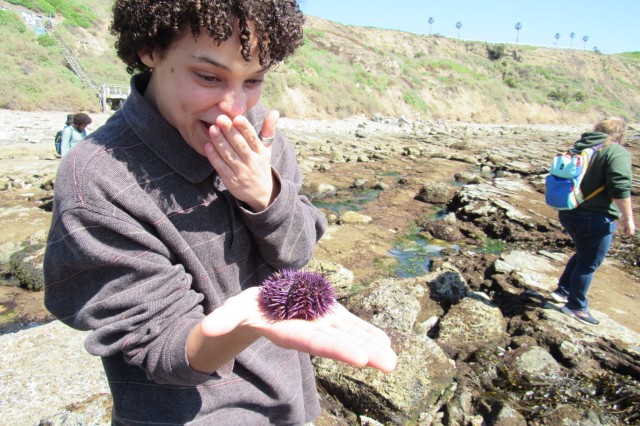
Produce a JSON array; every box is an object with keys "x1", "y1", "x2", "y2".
[
  {"x1": 43, "y1": 1, "x2": 396, "y2": 424},
  {"x1": 551, "y1": 117, "x2": 636, "y2": 325},
  {"x1": 60, "y1": 112, "x2": 92, "y2": 156}
]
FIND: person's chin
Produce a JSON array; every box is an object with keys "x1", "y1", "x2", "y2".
[{"x1": 191, "y1": 140, "x2": 209, "y2": 157}]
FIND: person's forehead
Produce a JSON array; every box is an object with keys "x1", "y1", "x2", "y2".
[{"x1": 175, "y1": 27, "x2": 263, "y2": 68}]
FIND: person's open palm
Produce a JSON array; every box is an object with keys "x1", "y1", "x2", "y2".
[{"x1": 201, "y1": 287, "x2": 397, "y2": 373}]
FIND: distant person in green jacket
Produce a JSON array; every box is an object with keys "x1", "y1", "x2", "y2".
[
  {"x1": 60, "y1": 112, "x2": 92, "y2": 156},
  {"x1": 551, "y1": 117, "x2": 636, "y2": 325}
]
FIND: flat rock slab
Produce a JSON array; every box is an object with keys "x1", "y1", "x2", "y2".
[{"x1": 0, "y1": 320, "x2": 110, "y2": 425}]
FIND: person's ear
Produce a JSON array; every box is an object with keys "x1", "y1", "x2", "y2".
[{"x1": 139, "y1": 49, "x2": 158, "y2": 68}]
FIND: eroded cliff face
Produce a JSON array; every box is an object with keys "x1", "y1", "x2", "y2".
[
  {"x1": 2, "y1": 1, "x2": 639, "y2": 123},
  {"x1": 276, "y1": 16, "x2": 640, "y2": 124}
]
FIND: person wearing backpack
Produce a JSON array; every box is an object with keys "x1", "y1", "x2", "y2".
[
  {"x1": 550, "y1": 117, "x2": 636, "y2": 325},
  {"x1": 60, "y1": 112, "x2": 92, "y2": 156},
  {"x1": 54, "y1": 114, "x2": 74, "y2": 155}
]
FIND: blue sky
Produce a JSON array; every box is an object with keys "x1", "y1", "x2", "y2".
[{"x1": 300, "y1": 0, "x2": 638, "y2": 54}]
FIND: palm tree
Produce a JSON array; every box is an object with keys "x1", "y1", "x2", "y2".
[
  {"x1": 428, "y1": 17, "x2": 434, "y2": 35},
  {"x1": 456, "y1": 21, "x2": 462, "y2": 39},
  {"x1": 570, "y1": 32, "x2": 575, "y2": 48},
  {"x1": 554, "y1": 32, "x2": 560, "y2": 47},
  {"x1": 582, "y1": 35, "x2": 589, "y2": 50},
  {"x1": 515, "y1": 22, "x2": 522, "y2": 45}
]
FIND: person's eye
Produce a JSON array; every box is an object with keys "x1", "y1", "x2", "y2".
[
  {"x1": 197, "y1": 73, "x2": 221, "y2": 84},
  {"x1": 245, "y1": 79, "x2": 264, "y2": 87}
]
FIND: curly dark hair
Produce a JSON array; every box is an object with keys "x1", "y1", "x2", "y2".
[
  {"x1": 110, "y1": 0, "x2": 305, "y2": 75},
  {"x1": 73, "y1": 113, "x2": 92, "y2": 126}
]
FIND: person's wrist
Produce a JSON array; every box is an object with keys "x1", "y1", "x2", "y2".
[{"x1": 245, "y1": 174, "x2": 279, "y2": 212}]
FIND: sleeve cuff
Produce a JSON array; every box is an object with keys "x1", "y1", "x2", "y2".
[
  {"x1": 169, "y1": 319, "x2": 236, "y2": 385},
  {"x1": 238, "y1": 169, "x2": 295, "y2": 225}
]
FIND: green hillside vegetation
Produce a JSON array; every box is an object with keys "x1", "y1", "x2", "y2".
[
  {"x1": 0, "y1": 10, "x2": 89, "y2": 110},
  {"x1": 1, "y1": 1, "x2": 639, "y2": 123},
  {"x1": 0, "y1": 1, "x2": 128, "y2": 111},
  {"x1": 273, "y1": 18, "x2": 640, "y2": 123},
  {"x1": 5, "y1": 0, "x2": 97, "y2": 27}
]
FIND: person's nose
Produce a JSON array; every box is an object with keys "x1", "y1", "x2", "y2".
[{"x1": 218, "y1": 86, "x2": 247, "y2": 119}]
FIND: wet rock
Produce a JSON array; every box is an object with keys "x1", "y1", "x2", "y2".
[
  {"x1": 39, "y1": 194, "x2": 54, "y2": 212},
  {"x1": 540, "y1": 404, "x2": 608, "y2": 426},
  {"x1": 485, "y1": 153, "x2": 509, "y2": 166},
  {"x1": 485, "y1": 402, "x2": 527, "y2": 426},
  {"x1": 338, "y1": 211, "x2": 373, "y2": 225},
  {"x1": 0, "y1": 321, "x2": 110, "y2": 425},
  {"x1": 509, "y1": 345, "x2": 562, "y2": 381},
  {"x1": 450, "y1": 153, "x2": 478, "y2": 165},
  {"x1": 504, "y1": 160, "x2": 537, "y2": 175},
  {"x1": 8, "y1": 241, "x2": 45, "y2": 291},
  {"x1": 453, "y1": 172, "x2": 484, "y2": 184},
  {"x1": 0, "y1": 241, "x2": 19, "y2": 266},
  {"x1": 437, "y1": 293, "x2": 508, "y2": 358},
  {"x1": 351, "y1": 178, "x2": 368, "y2": 189},
  {"x1": 417, "y1": 219, "x2": 465, "y2": 242},
  {"x1": 558, "y1": 340, "x2": 587, "y2": 367},
  {"x1": 493, "y1": 250, "x2": 561, "y2": 292},
  {"x1": 39, "y1": 175, "x2": 56, "y2": 191},
  {"x1": 349, "y1": 279, "x2": 423, "y2": 333},
  {"x1": 521, "y1": 305, "x2": 640, "y2": 375},
  {"x1": 443, "y1": 388, "x2": 474, "y2": 425},
  {"x1": 441, "y1": 212, "x2": 457, "y2": 223},
  {"x1": 359, "y1": 415, "x2": 384, "y2": 426},
  {"x1": 303, "y1": 182, "x2": 337, "y2": 199},
  {"x1": 330, "y1": 151, "x2": 345, "y2": 163},
  {"x1": 348, "y1": 267, "x2": 468, "y2": 334},
  {"x1": 371, "y1": 152, "x2": 390, "y2": 160},
  {"x1": 403, "y1": 146, "x2": 421, "y2": 156},
  {"x1": 414, "y1": 182, "x2": 455, "y2": 204},
  {"x1": 37, "y1": 393, "x2": 112, "y2": 426},
  {"x1": 306, "y1": 258, "x2": 355, "y2": 299},
  {"x1": 372, "y1": 181, "x2": 388, "y2": 190},
  {"x1": 313, "y1": 334, "x2": 456, "y2": 425},
  {"x1": 446, "y1": 177, "x2": 565, "y2": 249},
  {"x1": 510, "y1": 334, "x2": 538, "y2": 349},
  {"x1": 298, "y1": 159, "x2": 315, "y2": 173},
  {"x1": 320, "y1": 208, "x2": 339, "y2": 224}
]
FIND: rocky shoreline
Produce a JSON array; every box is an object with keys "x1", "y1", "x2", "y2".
[{"x1": 1, "y1": 109, "x2": 639, "y2": 424}]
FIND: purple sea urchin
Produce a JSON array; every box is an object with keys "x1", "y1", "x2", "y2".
[{"x1": 259, "y1": 269, "x2": 336, "y2": 320}]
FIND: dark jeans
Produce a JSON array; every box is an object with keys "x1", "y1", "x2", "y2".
[{"x1": 556, "y1": 210, "x2": 616, "y2": 310}]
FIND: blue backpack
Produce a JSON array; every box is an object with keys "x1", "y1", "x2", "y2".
[{"x1": 544, "y1": 144, "x2": 604, "y2": 210}]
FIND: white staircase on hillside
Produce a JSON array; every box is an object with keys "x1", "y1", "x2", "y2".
[{"x1": 49, "y1": 31, "x2": 97, "y2": 91}]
